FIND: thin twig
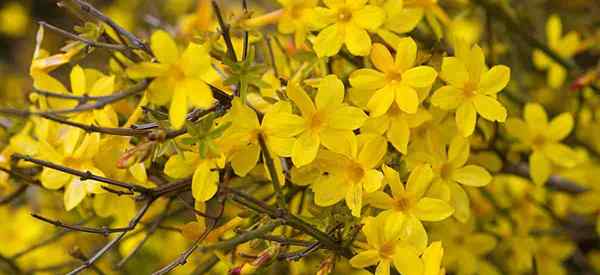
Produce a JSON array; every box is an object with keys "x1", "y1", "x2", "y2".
[
  {"x1": 503, "y1": 163, "x2": 589, "y2": 194},
  {"x1": 212, "y1": 0, "x2": 237, "y2": 62},
  {"x1": 258, "y1": 134, "x2": 285, "y2": 209},
  {"x1": 11, "y1": 154, "x2": 153, "y2": 194},
  {"x1": 0, "y1": 80, "x2": 149, "y2": 117},
  {"x1": 66, "y1": 199, "x2": 154, "y2": 275},
  {"x1": 30, "y1": 214, "x2": 134, "y2": 236},
  {"x1": 39, "y1": 21, "x2": 131, "y2": 51}
]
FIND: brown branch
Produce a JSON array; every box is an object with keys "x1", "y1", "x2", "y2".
[
  {"x1": 258, "y1": 134, "x2": 286, "y2": 209},
  {"x1": 30, "y1": 214, "x2": 135, "y2": 236},
  {"x1": 39, "y1": 21, "x2": 131, "y2": 51},
  {"x1": 11, "y1": 154, "x2": 153, "y2": 194},
  {"x1": 0, "y1": 184, "x2": 28, "y2": 205},
  {"x1": 503, "y1": 163, "x2": 589, "y2": 194},
  {"x1": 0, "y1": 79, "x2": 149, "y2": 117},
  {"x1": 66, "y1": 198, "x2": 154, "y2": 275},
  {"x1": 69, "y1": 0, "x2": 152, "y2": 55},
  {"x1": 212, "y1": 0, "x2": 237, "y2": 62}
]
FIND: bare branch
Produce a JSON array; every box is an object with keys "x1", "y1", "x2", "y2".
[
  {"x1": 39, "y1": 21, "x2": 131, "y2": 51},
  {"x1": 31, "y1": 213, "x2": 135, "y2": 236}
]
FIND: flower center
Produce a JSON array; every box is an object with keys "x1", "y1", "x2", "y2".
[
  {"x1": 337, "y1": 8, "x2": 352, "y2": 22},
  {"x1": 463, "y1": 81, "x2": 478, "y2": 98},
  {"x1": 309, "y1": 111, "x2": 326, "y2": 132},
  {"x1": 440, "y1": 162, "x2": 453, "y2": 180},
  {"x1": 170, "y1": 64, "x2": 186, "y2": 81},
  {"x1": 386, "y1": 71, "x2": 403, "y2": 83},
  {"x1": 532, "y1": 134, "x2": 547, "y2": 150},
  {"x1": 379, "y1": 242, "x2": 396, "y2": 259},
  {"x1": 347, "y1": 162, "x2": 365, "y2": 182},
  {"x1": 394, "y1": 194, "x2": 415, "y2": 212}
]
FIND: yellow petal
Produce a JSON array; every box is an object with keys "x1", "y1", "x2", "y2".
[
  {"x1": 350, "y1": 250, "x2": 380, "y2": 268},
  {"x1": 353, "y1": 5, "x2": 385, "y2": 31},
  {"x1": 181, "y1": 43, "x2": 211, "y2": 77},
  {"x1": 547, "y1": 113, "x2": 573, "y2": 142},
  {"x1": 328, "y1": 106, "x2": 367, "y2": 130},
  {"x1": 346, "y1": 181, "x2": 363, "y2": 217},
  {"x1": 262, "y1": 112, "x2": 306, "y2": 137},
  {"x1": 456, "y1": 102, "x2": 477, "y2": 137},
  {"x1": 164, "y1": 153, "x2": 197, "y2": 178},
  {"x1": 524, "y1": 103, "x2": 548, "y2": 130},
  {"x1": 466, "y1": 44, "x2": 485, "y2": 83},
  {"x1": 394, "y1": 84, "x2": 419, "y2": 114},
  {"x1": 402, "y1": 66, "x2": 438, "y2": 88},
  {"x1": 147, "y1": 76, "x2": 174, "y2": 105},
  {"x1": 504, "y1": 118, "x2": 530, "y2": 142},
  {"x1": 129, "y1": 163, "x2": 148, "y2": 184},
  {"x1": 287, "y1": 82, "x2": 316, "y2": 117},
  {"x1": 431, "y1": 85, "x2": 463, "y2": 110},
  {"x1": 533, "y1": 50, "x2": 552, "y2": 69},
  {"x1": 530, "y1": 150, "x2": 551, "y2": 185},
  {"x1": 383, "y1": 164, "x2": 405, "y2": 197},
  {"x1": 185, "y1": 79, "x2": 214, "y2": 108},
  {"x1": 440, "y1": 57, "x2": 469, "y2": 87},
  {"x1": 314, "y1": 24, "x2": 344, "y2": 57},
  {"x1": 543, "y1": 143, "x2": 579, "y2": 168},
  {"x1": 70, "y1": 65, "x2": 86, "y2": 96},
  {"x1": 231, "y1": 144, "x2": 260, "y2": 176},
  {"x1": 64, "y1": 178, "x2": 86, "y2": 211},
  {"x1": 473, "y1": 95, "x2": 507, "y2": 122},
  {"x1": 546, "y1": 15, "x2": 562, "y2": 48},
  {"x1": 385, "y1": 7, "x2": 423, "y2": 33},
  {"x1": 362, "y1": 169, "x2": 384, "y2": 193},
  {"x1": 349, "y1": 69, "x2": 386, "y2": 90},
  {"x1": 394, "y1": 37, "x2": 417, "y2": 71},
  {"x1": 90, "y1": 75, "x2": 115, "y2": 97},
  {"x1": 367, "y1": 86, "x2": 395, "y2": 117},
  {"x1": 151, "y1": 30, "x2": 179, "y2": 64},
  {"x1": 388, "y1": 117, "x2": 410, "y2": 154},
  {"x1": 449, "y1": 182, "x2": 470, "y2": 222},
  {"x1": 358, "y1": 135, "x2": 387, "y2": 168},
  {"x1": 414, "y1": 198, "x2": 454, "y2": 221},
  {"x1": 313, "y1": 175, "x2": 348, "y2": 206},
  {"x1": 548, "y1": 64, "x2": 566, "y2": 88},
  {"x1": 316, "y1": 75, "x2": 344, "y2": 109},
  {"x1": 479, "y1": 65, "x2": 510, "y2": 95},
  {"x1": 320, "y1": 129, "x2": 357, "y2": 157},
  {"x1": 448, "y1": 136, "x2": 470, "y2": 168},
  {"x1": 41, "y1": 168, "x2": 71, "y2": 190},
  {"x1": 127, "y1": 63, "x2": 169, "y2": 79},
  {"x1": 345, "y1": 23, "x2": 372, "y2": 56},
  {"x1": 423, "y1": 242, "x2": 444, "y2": 275},
  {"x1": 192, "y1": 162, "x2": 219, "y2": 202},
  {"x1": 292, "y1": 131, "x2": 320, "y2": 167},
  {"x1": 371, "y1": 43, "x2": 395, "y2": 73},
  {"x1": 452, "y1": 165, "x2": 492, "y2": 187},
  {"x1": 169, "y1": 83, "x2": 188, "y2": 129},
  {"x1": 406, "y1": 164, "x2": 434, "y2": 198},
  {"x1": 393, "y1": 244, "x2": 423, "y2": 275},
  {"x1": 375, "y1": 260, "x2": 391, "y2": 275},
  {"x1": 367, "y1": 191, "x2": 394, "y2": 209}
]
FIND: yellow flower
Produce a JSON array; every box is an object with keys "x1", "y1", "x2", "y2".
[
  {"x1": 505, "y1": 103, "x2": 578, "y2": 185},
  {"x1": 533, "y1": 15, "x2": 581, "y2": 88},
  {"x1": 312, "y1": 134, "x2": 386, "y2": 217},
  {"x1": 38, "y1": 132, "x2": 106, "y2": 210},
  {"x1": 276, "y1": 0, "x2": 321, "y2": 47},
  {"x1": 368, "y1": 164, "x2": 454, "y2": 251},
  {"x1": 534, "y1": 237, "x2": 575, "y2": 275},
  {"x1": 430, "y1": 219, "x2": 497, "y2": 275},
  {"x1": 0, "y1": 2, "x2": 29, "y2": 37},
  {"x1": 362, "y1": 101, "x2": 432, "y2": 154},
  {"x1": 216, "y1": 99, "x2": 290, "y2": 181},
  {"x1": 350, "y1": 39, "x2": 438, "y2": 116},
  {"x1": 164, "y1": 151, "x2": 224, "y2": 202},
  {"x1": 431, "y1": 39, "x2": 510, "y2": 137},
  {"x1": 349, "y1": 212, "x2": 425, "y2": 275},
  {"x1": 263, "y1": 75, "x2": 367, "y2": 167},
  {"x1": 417, "y1": 136, "x2": 492, "y2": 222},
  {"x1": 313, "y1": 0, "x2": 384, "y2": 57},
  {"x1": 127, "y1": 30, "x2": 215, "y2": 129}
]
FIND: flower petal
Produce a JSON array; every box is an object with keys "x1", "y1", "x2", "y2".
[
  {"x1": 530, "y1": 150, "x2": 551, "y2": 185},
  {"x1": 292, "y1": 131, "x2": 320, "y2": 167},
  {"x1": 414, "y1": 198, "x2": 454, "y2": 221},
  {"x1": 313, "y1": 175, "x2": 348, "y2": 206},
  {"x1": 431, "y1": 85, "x2": 463, "y2": 110},
  {"x1": 449, "y1": 182, "x2": 470, "y2": 222},
  {"x1": 169, "y1": 83, "x2": 188, "y2": 129},
  {"x1": 353, "y1": 5, "x2": 385, "y2": 31},
  {"x1": 192, "y1": 162, "x2": 219, "y2": 201},
  {"x1": 394, "y1": 84, "x2": 419, "y2": 114},
  {"x1": 479, "y1": 65, "x2": 510, "y2": 95},
  {"x1": 345, "y1": 24, "x2": 372, "y2": 56},
  {"x1": 452, "y1": 165, "x2": 492, "y2": 187},
  {"x1": 393, "y1": 244, "x2": 423, "y2": 275},
  {"x1": 440, "y1": 57, "x2": 469, "y2": 87},
  {"x1": 394, "y1": 37, "x2": 417, "y2": 71},
  {"x1": 367, "y1": 86, "x2": 395, "y2": 117},
  {"x1": 473, "y1": 95, "x2": 507, "y2": 122},
  {"x1": 388, "y1": 117, "x2": 410, "y2": 154},
  {"x1": 151, "y1": 30, "x2": 179, "y2": 64},
  {"x1": 402, "y1": 66, "x2": 438, "y2": 88},
  {"x1": 371, "y1": 43, "x2": 395, "y2": 73},
  {"x1": 316, "y1": 75, "x2": 345, "y2": 109},
  {"x1": 349, "y1": 69, "x2": 386, "y2": 90},
  {"x1": 547, "y1": 113, "x2": 574, "y2": 142},
  {"x1": 350, "y1": 250, "x2": 380, "y2": 268},
  {"x1": 456, "y1": 102, "x2": 477, "y2": 137},
  {"x1": 346, "y1": 181, "x2": 363, "y2": 217},
  {"x1": 314, "y1": 24, "x2": 344, "y2": 57}
]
